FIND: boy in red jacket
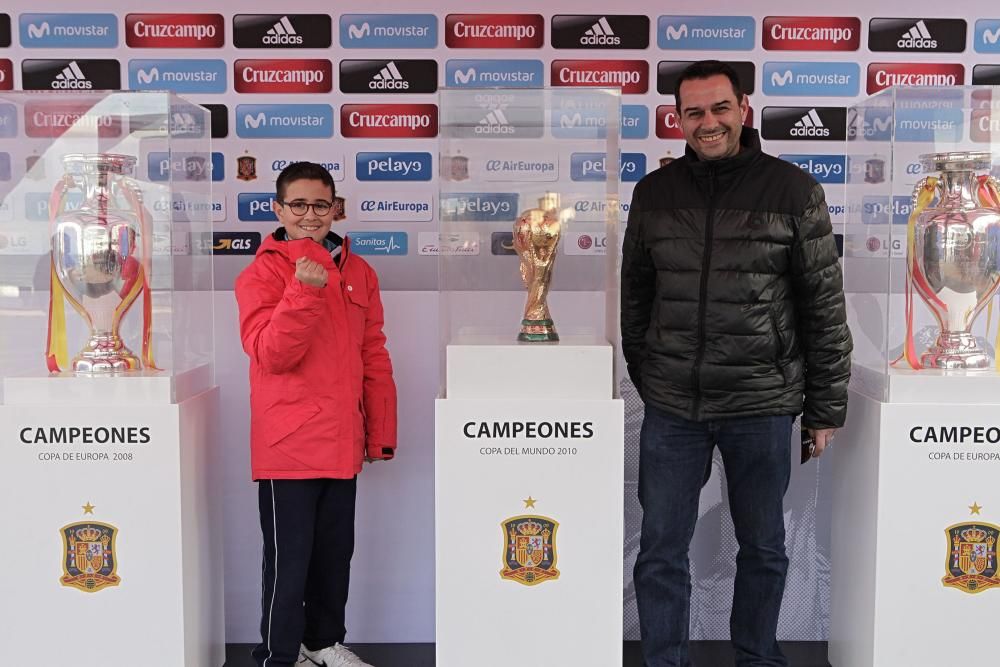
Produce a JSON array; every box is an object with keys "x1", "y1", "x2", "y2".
[{"x1": 235, "y1": 162, "x2": 397, "y2": 667}]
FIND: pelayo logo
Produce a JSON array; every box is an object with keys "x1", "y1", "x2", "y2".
[
  {"x1": 570, "y1": 153, "x2": 646, "y2": 182},
  {"x1": 440, "y1": 193, "x2": 519, "y2": 222},
  {"x1": 356, "y1": 152, "x2": 432, "y2": 181},
  {"x1": 779, "y1": 154, "x2": 847, "y2": 184}
]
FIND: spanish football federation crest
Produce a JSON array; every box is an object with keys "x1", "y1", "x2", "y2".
[
  {"x1": 237, "y1": 153, "x2": 257, "y2": 181},
  {"x1": 500, "y1": 501, "x2": 559, "y2": 586},
  {"x1": 943, "y1": 520, "x2": 1000, "y2": 594},
  {"x1": 60, "y1": 519, "x2": 121, "y2": 593}
]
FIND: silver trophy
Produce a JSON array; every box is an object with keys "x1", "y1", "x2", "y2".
[
  {"x1": 49, "y1": 154, "x2": 147, "y2": 373},
  {"x1": 911, "y1": 152, "x2": 1000, "y2": 369}
]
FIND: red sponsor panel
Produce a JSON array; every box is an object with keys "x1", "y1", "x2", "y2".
[
  {"x1": 762, "y1": 16, "x2": 861, "y2": 51},
  {"x1": 866, "y1": 63, "x2": 965, "y2": 94},
  {"x1": 24, "y1": 102, "x2": 122, "y2": 138},
  {"x1": 341, "y1": 104, "x2": 438, "y2": 138},
  {"x1": 126, "y1": 14, "x2": 225, "y2": 48},
  {"x1": 445, "y1": 14, "x2": 544, "y2": 48},
  {"x1": 551, "y1": 60, "x2": 648, "y2": 94},
  {"x1": 656, "y1": 105, "x2": 754, "y2": 139},
  {"x1": 234, "y1": 60, "x2": 333, "y2": 94},
  {"x1": 0, "y1": 59, "x2": 11, "y2": 90},
  {"x1": 971, "y1": 108, "x2": 1000, "y2": 142}
]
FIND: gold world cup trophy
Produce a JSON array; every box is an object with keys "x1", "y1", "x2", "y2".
[{"x1": 513, "y1": 192, "x2": 572, "y2": 342}]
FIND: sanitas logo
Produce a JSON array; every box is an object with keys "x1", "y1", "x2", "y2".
[
  {"x1": 552, "y1": 60, "x2": 648, "y2": 94},
  {"x1": 658, "y1": 16, "x2": 755, "y2": 50},
  {"x1": 762, "y1": 16, "x2": 861, "y2": 51},
  {"x1": 21, "y1": 59, "x2": 121, "y2": 91},
  {"x1": 20, "y1": 13, "x2": 117, "y2": 47},
  {"x1": 340, "y1": 14, "x2": 437, "y2": 48},
  {"x1": 233, "y1": 14, "x2": 331, "y2": 49},
  {"x1": 340, "y1": 59, "x2": 437, "y2": 94},
  {"x1": 356, "y1": 152, "x2": 432, "y2": 181},
  {"x1": 869, "y1": 18, "x2": 966, "y2": 53},
  {"x1": 976, "y1": 19, "x2": 1000, "y2": 53},
  {"x1": 445, "y1": 14, "x2": 545, "y2": 48},
  {"x1": 551, "y1": 15, "x2": 649, "y2": 49},
  {"x1": 129, "y1": 60, "x2": 227, "y2": 93},
  {"x1": 866, "y1": 63, "x2": 964, "y2": 94},
  {"x1": 236, "y1": 104, "x2": 333, "y2": 138},
  {"x1": 235, "y1": 59, "x2": 332, "y2": 93},
  {"x1": 446, "y1": 60, "x2": 544, "y2": 88},
  {"x1": 349, "y1": 232, "x2": 408, "y2": 256},
  {"x1": 340, "y1": 104, "x2": 438, "y2": 138},
  {"x1": 762, "y1": 62, "x2": 859, "y2": 96},
  {"x1": 126, "y1": 14, "x2": 225, "y2": 48},
  {"x1": 762, "y1": 106, "x2": 846, "y2": 141}
]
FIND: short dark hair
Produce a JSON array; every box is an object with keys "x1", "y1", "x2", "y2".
[
  {"x1": 275, "y1": 161, "x2": 335, "y2": 201},
  {"x1": 674, "y1": 60, "x2": 743, "y2": 111}
]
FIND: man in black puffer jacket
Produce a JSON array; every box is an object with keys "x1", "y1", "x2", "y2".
[{"x1": 621, "y1": 61, "x2": 852, "y2": 667}]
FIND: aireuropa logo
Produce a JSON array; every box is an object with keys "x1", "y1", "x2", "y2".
[
  {"x1": 349, "y1": 232, "x2": 408, "y2": 256},
  {"x1": 126, "y1": 14, "x2": 224, "y2": 48},
  {"x1": 656, "y1": 104, "x2": 755, "y2": 138},
  {"x1": 236, "y1": 104, "x2": 333, "y2": 138},
  {"x1": 445, "y1": 59, "x2": 544, "y2": 88},
  {"x1": 341, "y1": 104, "x2": 438, "y2": 138},
  {"x1": 551, "y1": 15, "x2": 649, "y2": 49},
  {"x1": 440, "y1": 193, "x2": 519, "y2": 222},
  {"x1": 0, "y1": 104, "x2": 15, "y2": 138},
  {"x1": 975, "y1": 20, "x2": 1000, "y2": 53},
  {"x1": 358, "y1": 194, "x2": 432, "y2": 222},
  {"x1": 340, "y1": 14, "x2": 437, "y2": 49},
  {"x1": 340, "y1": 60, "x2": 438, "y2": 94},
  {"x1": 658, "y1": 16, "x2": 755, "y2": 50},
  {"x1": 0, "y1": 14, "x2": 10, "y2": 47},
  {"x1": 761, "y1": 107, "x2": 847, "y2": 141},
  {"x1": 0, "y1": 60, "x2": 11, "y2": 91},
  {"x1": 19, "y1": 13, "x2": 117, "y2": 48},
  {"x1": 128, "y1": 60, "x2": 227, "y2": 94},
  {"x1": 356, "y1": 152, "x2": 432, "y2": 181},
  {"x1": 238, "y1": 193, "x2": 277, "y2": 222},
  {"x1": 445, "y1": 14, "x2": 544, "y2": 48},
  {"x1": 762, "y1": 62, "x2": 859, "y2": 97},
  {"x1": 482, "y1": 155, "x2": 558, "y2": 182},
  {"x1": 973, "y1": 65, "x2": 1000, "y2": 85},
  {"x1": 211, "y1": 232, "x2": 260, "y2": 256},
  {"x1": 235, "y1": 59, "x2": 332, "y2": 94},
  {"x1": 551, "y1": 60, "x2": 648, "y2": 94},
  {"x1": 866, "y1": 63, "x2": 964, "y2": 94},
  {"x1": 21, "y1": 59, "x2": 120, "y2": 91},
  {"x1": 148, "y1": 152, "x2": 224, "y2": 182},
  {"x1": 868, "y1": 18, "x2": 966, "y2": 52},
  {"x1": 779, "y1": 154, "x2": 847, "y2": 184},
  {"x1": 570, "y1": 153, "x2": 646, "y2": 182},
  {"x1": 762, "y1": 17, "x2": 861, "y2": 51},
  {"x1": 233, "y1": 14, "x2": 331, "y2": 48},
  {"x1": 417, "y1": 231, "x2": 480, "y2": 256},
  {"x1": 657, "y1": 61, "x2": 756, "y2": 94}
]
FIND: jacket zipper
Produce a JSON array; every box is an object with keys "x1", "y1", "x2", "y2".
[
  {"x1": 690, "y1": 166, "x2": 716, "y2": 420},
  {"x1": 769, "y1": 310, "x2": 788, "y2": 385}
]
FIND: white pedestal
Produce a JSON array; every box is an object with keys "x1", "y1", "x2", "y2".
[
  {"x1": 830, "y1": 370, "x2": 1000, "y2": 667},
  {"x1": 436, "y1": 341, "x2": 624, "y2": 667},
  {"x1": 0, "y1": 372, "x2": 224, "y2": 667}
]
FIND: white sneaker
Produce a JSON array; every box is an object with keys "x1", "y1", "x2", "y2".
[{"x1": 300, "y1": 642, "x2": 373, "y2": 667}]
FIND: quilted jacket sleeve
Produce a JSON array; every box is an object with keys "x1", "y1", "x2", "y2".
[
  {"x1": 360, "y1": 267, "x2": 397, "y2": 460},
  {"x1": 620, "y1": 183, "x2": 656, "y2": 399},
  {"x1": 791, "y1": 184, "x2": 853, "y2": 428}
]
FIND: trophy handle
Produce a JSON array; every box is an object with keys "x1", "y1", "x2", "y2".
[{"x1": 117, "y1": 177, "x2": 159, "y2": 370}]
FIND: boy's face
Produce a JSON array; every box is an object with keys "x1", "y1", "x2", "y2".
[{"x1": 272, "y1": 178, "x2": 337, "y2": 244}]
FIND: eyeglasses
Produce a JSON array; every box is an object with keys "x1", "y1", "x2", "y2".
[{"x1": 278, "y1": 199, "x2": 335, "y2": 216}]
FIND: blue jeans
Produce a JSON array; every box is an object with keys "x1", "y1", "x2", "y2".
[{"x1": 634, "y1": 404, "x2": 793, "y2": 667}]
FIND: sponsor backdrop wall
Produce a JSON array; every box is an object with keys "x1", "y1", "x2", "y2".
[{"x1": 1, "y1": 0, "x2": 994, "y2": 643}]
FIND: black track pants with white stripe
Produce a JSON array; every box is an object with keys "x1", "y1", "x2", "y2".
[{"x1": 252, "y1": 477, "x2": 357, "y2": 667}]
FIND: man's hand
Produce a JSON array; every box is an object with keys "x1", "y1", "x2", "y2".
[
  {"x1": 295, "y1": 257, "x2": 328, "y2": 288},
  {"x1": 808, "y1": 428, "x2": 836, "y2": 458}
]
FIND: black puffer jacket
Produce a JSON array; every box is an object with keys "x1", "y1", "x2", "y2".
[{"x1": 621, "y1": 128, "x2": 852, "y2": 428}]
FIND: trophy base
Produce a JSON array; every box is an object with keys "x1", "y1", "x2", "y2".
[
  {"x1": 518, "y1": 319, "x2": 559, "y2": 343},
  {"x1": 921, "y1": 332, "x2": 991, "y2": 369},
  {"x1": 71, "y1": 334, "x2": 142, "y2": 374}
]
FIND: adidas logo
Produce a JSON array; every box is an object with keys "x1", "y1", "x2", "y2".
[
  {"x1": 171, "y1": 112, "x2": 200, "y2": 134},
  {"x1": 264, "y1": 16, "x2": 302, "y2": 45},
  {"x1": 370, "y1": 61, "x2": 408, "y2": 90},
  {"x1": 791, "y1": 109, "x2": 829, "y2": 137},
  {"x1": 581, "y1": 17, "x2": 620, "y2": 46},
  {"x1": 897, "y1": 20, "x2": 937, "y2": 49},
  {"x1": 476, "y1": 108, "x2": 514, "y2": 135},
  {"x1": 52, "y1": 61, "x2": 92, "y2": 90}
]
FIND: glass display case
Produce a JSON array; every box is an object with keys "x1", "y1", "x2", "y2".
[
  {"x1": 844, "y1": 86, "x2": 1000, "y2": 401},
  {"x1": 0, "y1": 91, "x2": 214, "y2": 402},
  {"x1": 437, "y1": 88, "x2": 621, "y2": 398}
]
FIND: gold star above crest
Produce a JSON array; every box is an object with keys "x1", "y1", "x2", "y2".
[
  {"x1": 82, "y1": 502, "x2": 95, "y2": 515},
  {"x1": 969, "y1": 502, "x2": 983, "y2": 516},
  {"x1": 523, "y1": 496, "x2": 537, "y2": 509}
]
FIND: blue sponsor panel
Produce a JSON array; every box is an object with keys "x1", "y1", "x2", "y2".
[
  {"x1": 147, "y1": 152, "x2": 225, "y2": 182},
  {"x1": 779, "y1": 154, "x2": 847, "y2": 184},
  {"x1": 340, "y1": 14, "x2": 437, "y2": 48},
  {"x1": 570, "y1": 153, "x2": 646, "y2": 182},
  {"x1": 236, "y1": 104, "x2": 333, "y2": 138},
  {"x1": 445, "y1": 59, "x2": 544, "y2": 88},
  {"x1": 658, "y1": 16, "x2": 755, "y2": 50},
  {"x1": 622, "y1": 105, "x2": 648, "y2": 139},
  {"x1": 237, "y1": 193, "x2": 277, "y2": 222},
  {"x1": 862, "y1": 196, "x2": 913, "y2": 225},
  {"x1": 356, "y1": 152, "x2": 432, "y2": 181},
  {"x1": 439, "y1": 193, "x2": 519, "y2": 222},
  {"x1": 26, "y1": 191, "x2": 83, "y2": 221},
  {"x1": 894, "y1": 108, "x2": 964, "y2": 142},
  {"x1": 0, "y1": 104, "x2": 17, "y2": 137},
  {"x1": 19, "y1": 13, "x2": 117, "y2": 48},
  {"x1": 128, "y1": 59, "x2": 227, "y2": 94},
  {"x1": 762, "y1": 62, "x2": 859, "y2": 97},
  {"x1": 349, "y1": 231, "x2": 408, "y2": 256},
  {"x1": 975, "y1": 19, "x2": 1000, "y2": 53}
]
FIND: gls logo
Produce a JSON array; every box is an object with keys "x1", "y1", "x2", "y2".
[
  {"x1": 762, "y1": 62, "x2": 859, "y2": 97},
  {"x1": 20, "y1": 13, "x2": 117, "y2": 47},
  {"x1": 445, "y1": 60, "x2": 544, "y2": 88},
  {"x1": 339, "y1": 60, "x2": 438, "y2": 94},
  {"x1": 21, "y1": 59, "x2": 120, "y2": 91},
  {"x1": 779, "y1": 154, "x2": 847, "y2": 184},
  {"x1": 761, "y1": 107, "x2": 847, "y2": 141},
  {"x1": 975, "y1": 20, "x2": 1000, "y2": 53},
  {"x1": 349, "y1": 232, "x2": 408, "y2": 256},
  {"x1": 236, "y1": 104, "x2": 333, "y2": 139},
  {"x1": 551, "y1": 15, "x2": 650, "y2": 49},
  {"x1": 211, "y1": 232, "x2": 260, "y2": 256},
  {"x1": 658, "y1": 16, "x2": 755, "y2": 50},
  {"x1": 126, "y1": 14, "x2": 225, "y2": 48},
  {"x1": 128, "y1": 60, "x2": 227, "y2": 94},
  {"x1": 340, "y1": 14, "x2": 437, "y2": 48},
  {"x1": 570, "y1": 153, "x2": 646, "y2": 182},
  {"x1": 868, "y1": 18, "x2": 966, "y2": 52},
  {"x1": 356, "y1": 152, "x2": 432, "y2": 181},
  {"x1": 233, "y1": 14, "x2": 332, "y2": 48}
]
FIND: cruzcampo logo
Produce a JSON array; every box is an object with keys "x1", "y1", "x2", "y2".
[
  {"x1": 943, "y1": 502, "x2": 1000, "y2": 594},
  {"x1": 500, "y1": 496, "x2": 560, "y2": 586}
]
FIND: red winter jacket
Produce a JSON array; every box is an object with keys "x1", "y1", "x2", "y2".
[{"x1": 235, "y1": 231, "x2": 397, "y2": 480}]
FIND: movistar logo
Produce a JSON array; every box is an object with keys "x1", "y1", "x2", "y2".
[
  {"x1": 27, "y1": 22, "x2": 49, "y2": 39},
  {"x1": 245, "y1": 112, "x2": 265, "y2": 129},
  {"x1": 454, "y1": 67, "x2": 475, "y2": 84},
  {"x1": 771, "y1": 69, "x2": 793, "y2": 86},
  {"x1": 348, "y1": 22, "x2": 370, "y2": 39},
  {"x1": 664, "y1": 24, "x2": 688, "y2": 40},
  {"x1": 137, "y1": 67, "x2": 158, "y2": 84}
]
